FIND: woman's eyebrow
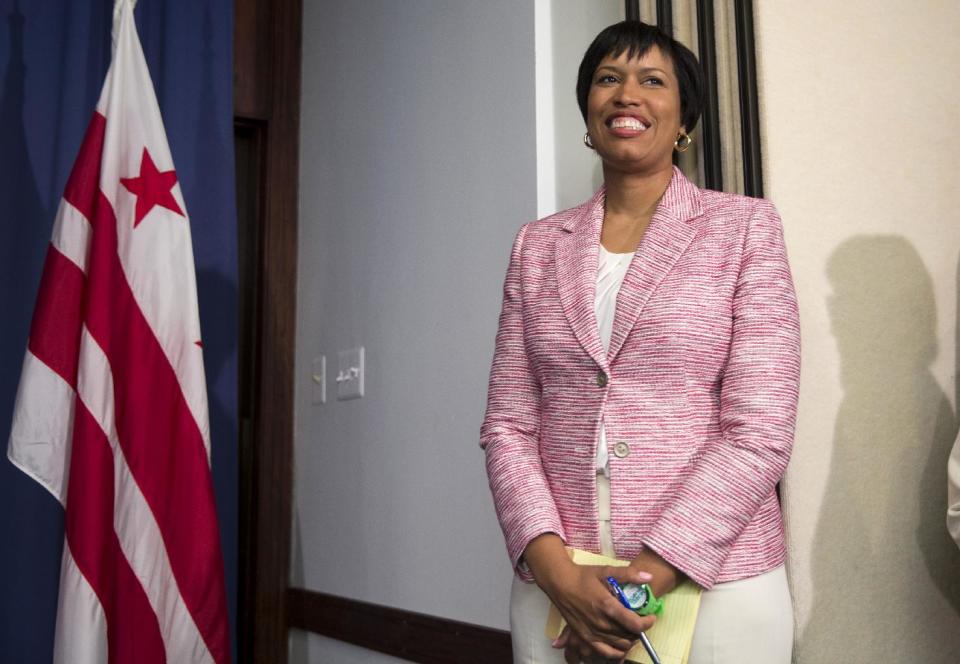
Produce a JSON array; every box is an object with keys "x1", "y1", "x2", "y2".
[{"x1": 596, "y1": 65, "x2": 669, "y2": 76}]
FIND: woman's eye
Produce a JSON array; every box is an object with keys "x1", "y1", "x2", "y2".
[
  {"x1": 595, "y1": 74, "x2": 618, "y2": 84},
  {"x1": 643, "y1": 77, "x2": 664, "y2": 86}
]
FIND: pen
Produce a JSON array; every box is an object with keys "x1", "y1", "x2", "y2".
[
  {"x1": 636, "y1": 632, "x2": 662, "y2": 664},
  {"x1": 605, "y1": 577, "x2": 663, "y2": 664}
]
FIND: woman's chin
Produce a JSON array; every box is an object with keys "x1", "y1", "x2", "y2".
[{"x1": 600, "y1": 153, "x2": 674, "y2": 176}]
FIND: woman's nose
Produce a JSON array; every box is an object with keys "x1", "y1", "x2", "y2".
[{"x1": 613, "y1": 79, "x2": 643, "y2": 106}]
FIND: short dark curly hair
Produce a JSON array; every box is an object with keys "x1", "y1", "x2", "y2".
[{"x1": 576, "y1": 20, "x2": 705, "y2": 133}]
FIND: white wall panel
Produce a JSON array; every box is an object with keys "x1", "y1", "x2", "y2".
[{"x1": 756, "y1": 2, "x2": 960, "y2": 661}]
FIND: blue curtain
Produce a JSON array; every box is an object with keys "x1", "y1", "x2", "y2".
[{"x1": 0, "y1": 1, "x2": 237, "y2": 661}]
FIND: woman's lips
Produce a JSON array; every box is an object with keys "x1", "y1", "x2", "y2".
[{"x1": 607, "y1": 115, "x2": 649, "y2": 137}]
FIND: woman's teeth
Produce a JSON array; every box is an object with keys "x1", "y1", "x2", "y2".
[{"x1": 610, "y1": 117, "x2": 648, "y2": 130}]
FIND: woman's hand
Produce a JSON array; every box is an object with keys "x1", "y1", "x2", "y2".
[
  {"x1": 548, "y1": 564, "x2": 657, "y2": 662},
  {"x1": 523, "y1": 535, "x2": 657, "y2": 661},
  {"x1": 629, "y1": 548, "x2": 684, "y2": 597}
]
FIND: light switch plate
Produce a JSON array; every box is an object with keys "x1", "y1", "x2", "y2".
[
  {"x1": 311, "y1": 356, "x2": 326, "y2": 404},
  {"x1": 336, "y1": 346, "x2": 364, "y2": 400}
]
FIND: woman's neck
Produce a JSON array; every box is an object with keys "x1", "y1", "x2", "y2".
[
  {"x1": 602, "y1": 163, "x2": 674, "y2": 221},
  {"x1": 599, "y1": 163, "x2": 674, "y2": 252}
]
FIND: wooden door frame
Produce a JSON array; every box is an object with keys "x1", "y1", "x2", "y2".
[{"x1": 234, "y1": 0, "x2": 301, "y2": 661}]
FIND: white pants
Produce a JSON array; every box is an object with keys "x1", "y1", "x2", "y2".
[{"x1": 510, "y1": 475, "x2": 794, "y2": 663}]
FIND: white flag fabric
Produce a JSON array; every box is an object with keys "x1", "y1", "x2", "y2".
[{"x1": 7, "y1": 1, "x2": 230, "y2": 662}]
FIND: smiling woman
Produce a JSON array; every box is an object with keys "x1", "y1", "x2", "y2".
[
  {"x1": 480, "y1": 20, "x2": 800, "y2": 664},
  {"x1": 586, "y1": 50, "x2": 683, "y2": 186},
  {"x1": 577, "y1": 23, "x2": 704, "y2": 168}
]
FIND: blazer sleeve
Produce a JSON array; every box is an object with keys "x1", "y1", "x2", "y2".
[
  {"x1": 948, "y1": 432, "x2": 960, "y2": 548},
  {"x1": 642, "y1": 199, "x2": 801, "y2": 589},
  {"x1": 480, "y1": 225, "x2": 566, "y2": 580}
]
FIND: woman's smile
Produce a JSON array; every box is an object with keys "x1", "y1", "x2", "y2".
[{"x1": 606, "y1": 113, "x2": 651, "y2": 137}]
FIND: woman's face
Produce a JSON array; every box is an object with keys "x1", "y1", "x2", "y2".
[{"x1": 586, "y1": 46, "x2": 683, "y2": 174}]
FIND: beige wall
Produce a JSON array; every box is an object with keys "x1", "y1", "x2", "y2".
[{"x1": 755, "y1": 1, "x2": 960, "y2": 661}]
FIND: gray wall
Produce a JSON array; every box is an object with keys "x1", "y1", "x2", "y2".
[{"x1": 294, "y1": 1, "x2": 537, "y2": 661}]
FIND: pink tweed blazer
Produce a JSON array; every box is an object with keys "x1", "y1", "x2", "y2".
[{"x1": 480, "y1": 167, "x2": 800, "y2": 589}]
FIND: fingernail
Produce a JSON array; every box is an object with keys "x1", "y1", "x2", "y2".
[{"x1": 551, "y1": 638, "x2": 562, "y2": 648}]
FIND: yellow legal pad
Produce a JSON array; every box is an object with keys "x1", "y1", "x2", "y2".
[{"x1": 545, "y1": 549, "x2": 702, "y2": 664}]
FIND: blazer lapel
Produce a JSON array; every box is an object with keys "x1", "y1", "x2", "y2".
[
  {"x1": 606, "y1": 167, "x2": 702, "y2": 363},
  {"x1": 555, "y1": 188, "x2": 608, "y2": 370}
]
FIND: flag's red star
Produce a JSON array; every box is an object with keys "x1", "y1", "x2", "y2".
[{"x1": 120, "y1": 148, "x2": 184, "y2": 227}]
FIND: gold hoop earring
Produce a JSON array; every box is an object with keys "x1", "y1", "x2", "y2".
[
  {"x1": 674, "y1": 131, "x2": 692, "y2": 152},
  {"x1": 583, "y1": 132, "x2": 595, "y2": 150}
]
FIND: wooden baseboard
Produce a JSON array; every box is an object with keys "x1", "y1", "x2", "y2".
[{"x1": 287, "y1": 587, "x2": 512, "y2": 663}]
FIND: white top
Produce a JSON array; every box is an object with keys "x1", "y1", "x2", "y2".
[{"x1": 594, "y1": 244, "x2": 635, "y2": 475}]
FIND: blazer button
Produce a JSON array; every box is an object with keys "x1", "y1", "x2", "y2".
[
  {"x1": 597, "y1": 371, "x2": 608, "y2": 388},
  {"x1": 613, "y1": 442, "x2": 630, "y2": 458}
]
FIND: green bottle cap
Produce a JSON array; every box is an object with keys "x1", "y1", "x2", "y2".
[{"x1": 620, "y1": 582, "x2": 664, "y2": 617}]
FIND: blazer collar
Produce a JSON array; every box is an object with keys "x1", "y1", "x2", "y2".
[
  {"x1": 559, "y1": 166, "x2": 704, "y2": 233},
  {"x1": 556, "y1": 167, "x2": 702, "y2": 368}
]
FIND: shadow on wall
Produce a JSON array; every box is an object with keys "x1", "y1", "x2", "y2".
[
  {"x1": 799, "y1": 236, "x2": 960, "y2": 663},
  {"x1": 0, "y1": 5, "x2": 64, "y2": 661},
  {"x1": 192, "y1": 1, "x2": 239, "y2": 654},
  {"x1": 0, "y1": 3, "x2": 49, "y2": 383}
]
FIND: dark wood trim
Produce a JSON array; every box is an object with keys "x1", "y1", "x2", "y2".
[
  {"x1": 624, "y1": 0, "x2": 640, "y2": 22},
  {"x1": 234, "y1": 0, "x2": 302, "y2": 662},
  {"x1": 733, "y1": 0, "x2": 764, "y2": 198},
  {"x1": 287, "y1": 588, "x2": 513, "y2": 664},
  {"x1": 234, "y1": 116, "x2": 267, "y2": 664},
  {"x1": 655, "y1": 0, "x2": 674, "y2": 37},
  {"x1": 695, "y1": 0, "x2": 723, "y2": 190},
  {"x1": 233, "y1": 0, "x2": 270, "y2": 120}
]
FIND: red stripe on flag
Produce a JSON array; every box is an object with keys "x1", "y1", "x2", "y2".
[
  {"x1": 27, "y1": 245, "x2": 85, "y2": 389},
  {"x1": 63, "y1": 113, "x2": 107, "y2": 219},
  {"x1": 79, "y1": 120, "x2": 229, "y2": 663},
  {"x1": 29, "y1": 110, "x2": 108, "y2": 387},
  {"x1": 65, "y1": 401, "x2": 166, "y2": 664}
]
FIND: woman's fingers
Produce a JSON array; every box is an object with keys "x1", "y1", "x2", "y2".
[
  {"x1": 591, "y1": 569, "x2": 656, "y2": 639},
  {"x1": 562, "y1": 605, "x2": 637, "y2": 657},
  {"x1": 562, "y1": 634, "x2": 583, "y2": 664},
  {"x1": 605, "y1": 602, "x2": 657, "y2": 637},
  {"x1": 606, "y1": 565, "x2": 653, "y2": 586},
  {"x1": 564, "y1": 631, "x2": 631, "y2": 662},
  {"x1": 548, "y1": 564, "x2": 659, "y2": 660},
  {"x1": 580, "y1": 599, "x2": 641, "y2": 645},
  {"x1": 600, "y1": 567, "x2": 659, "y2": 635},
  {"x1": 586, "y1": 638, "x2": 631, "y2": 659},
  {"x1": 557, "y1": 610, "x2": 635, "y2": 651}
]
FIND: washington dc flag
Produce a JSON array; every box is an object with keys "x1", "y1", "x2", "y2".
[{"x1": 7, "y1": 1, "x2": 230, "y2": 662}]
